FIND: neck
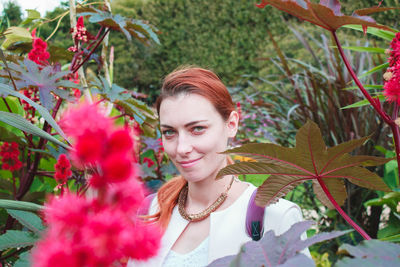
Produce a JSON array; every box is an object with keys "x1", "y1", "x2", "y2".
[{"x1": 186, "y1": 174, "x2": 233, "y2": 210}]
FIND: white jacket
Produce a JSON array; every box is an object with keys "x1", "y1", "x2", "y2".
[{"x1": 128, "y1": 183, "x2": 305, "y2": 266}]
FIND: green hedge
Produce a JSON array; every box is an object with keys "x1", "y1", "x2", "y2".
[{"x1": 111, "y1": 0, "x2": 286, "y2": 96}]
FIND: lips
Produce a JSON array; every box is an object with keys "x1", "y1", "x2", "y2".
[{"x1": 177, "y1": 157, "x2": 202, "y2": 168}]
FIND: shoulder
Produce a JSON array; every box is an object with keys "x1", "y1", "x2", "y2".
[{"x1": 264, "y1": 198, "x2": 303, "y2": 235}]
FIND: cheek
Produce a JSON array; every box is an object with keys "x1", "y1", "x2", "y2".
[
  {"x1": 196, "y1": 132, "x2": 228, "y2": 154},
  {"x1": 161, "y1": 139, "x2": 176, "y2": 157}
]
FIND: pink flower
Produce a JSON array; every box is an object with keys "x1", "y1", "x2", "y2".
[
  {"x1": 103, "y1": 177, "x2": 145, "y2": 213},
  {"x1": 73, "y1": 130, "x2": 107, "y2": 164},
  {"x1": 59, "y1": 102, "x2": 114, "y2": 140},
  {"x1": 33, "y1": 102, "x2": 161, "y2": 266},
  {"x1": 101, "y1": 153, "x2": 133, "y2": 183},
  {"x1": 43, "y1": 193, "x2": 89, "y2": 230},
  {"x1": 107, "y1": 129, "x2": 134, "y2": 154}
]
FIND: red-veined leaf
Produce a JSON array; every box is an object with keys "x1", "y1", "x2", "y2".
[
  {"x1": 313, "y1": 179, "x2": 346, "y2": 209},
  {"x1": 218, "y1": 120, "x2": 391, "y2": 208},
  {"x1": 256, "y1": 0, "x2": 394, "y2": 32}
]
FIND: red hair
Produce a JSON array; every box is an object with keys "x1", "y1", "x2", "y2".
[{"x1": 152, "y1": 67, "x2": 236, "y2": 229}]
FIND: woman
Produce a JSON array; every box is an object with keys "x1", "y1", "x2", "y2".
[{"x1": 129, "y1": 67, "x2": 306, "y2": 267}]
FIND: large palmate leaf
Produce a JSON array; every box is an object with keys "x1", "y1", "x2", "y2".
[
  {"x1": 336, "y1": 239, "x2": 400, "y2": 267},
  {"x1": 77, "y1": 7, "x2": 159, "y2": 44},
  {"x1": 218, "y1": 120, "x2": 391, "y2": 208},
  {"x1": 1, "y1": 59, "x2": 80, "y2": 109},
  {"x1": 256, "y1": 0, "x2": 395, "y2": 32},
  {"x1": 208, "y1": 221, "x2": 349, "y2": 267},
  {"x1": 89, "y1": 76, "x2": 158, "y2": 137}
]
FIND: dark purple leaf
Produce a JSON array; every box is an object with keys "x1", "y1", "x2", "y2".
[
  {"x1": 256, "y1": 0, "x2": 394, "y2": 32},
  {"x1": 77, "y1": 8, "x2": 159, "y2": 44},
  {"x1": 2, "y1": 59, "x2": 80, "y2": 110},
  {"x1": 208, "y1": 221, "x2": 348, "y2": 267},
  {"x1": 336, "y1": 240, "x2": 400, "y2": 267},
  {"x1": 142, "y1": 137, "x2": 162, "y2": 151}
]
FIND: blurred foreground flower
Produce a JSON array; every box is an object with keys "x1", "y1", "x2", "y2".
[{"x1": 32, "y1": 102, "x2": 161, "y2": 267}]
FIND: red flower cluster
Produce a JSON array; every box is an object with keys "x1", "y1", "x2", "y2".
[
  {"x1": 384, "y1": 32, "x2": 400, "y2": 103},
  {"x1": 143, "y1": 157, "x2": 155, "y2": 168},
  {"x1": 68, "y1": 17, "x2": 93, "y2": 52},
  {"x1": 21, "y1": 87, "x2": 40, "y2": 123},
  {"x1": 32, "y1": 103, "x2": 161, "y2": 266},
  {"x1": 0, "y1": 142, "x2": 22, "y2": 171},
  {"x1": 28, "y1": 29, "x2": 50, "y2": 66},
  {"x1": 64, "y1": 72, "x2": 81, "y2": 99},
  {"x1": 54, "y1": 154, "x2": 72, "y2": 183}
]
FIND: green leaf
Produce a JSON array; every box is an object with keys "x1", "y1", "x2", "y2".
[
  {"x1": 0, "y1": 125, "x2": 24, "y2": 144},
  {"x1": 0, "y1": 111, "x2": 69, "y2": 149},
  {"x1": 21, "y1": 9, "x2": 42, "y2": 25},
  {"x1": 6, "y1": 209, "x2": 45, "y2": 234},
  {"x1": 380, "y1": 234, "x2": 400, "y2": 243},
  {"x1": 0, "y1": 83, "x2": 69, "y2": 142},
  {"x1": 77, "y1": 8, "x2": 159, "y2": 44},
  {"x1": 218, "y1": 120, "x2": 391, "y2": 207},
  {"x1": 359, "y1": 62, "x2": 389, "y2": 78},
  {"x1": 343, "y1": 85, "x2": 383, "y2": 91},
  {"x1": 2, "y1": 27, "x2": 32, "y2": 49},
  {"x1": 341, "y1": 95, "x2": 385, "y2": 109},
  {"x1": 0, "y1": 199, "x2": 43, "y2": 212},
  {"x1": 341, "y1": 46, "x2": 386, "y2": 54},
  {"x1": 343, "y1": 24, "x2": 397, "y2": 41},
  {"x1": 0, "y1": 230, "x2": 38, "y2": 250},
  {"x1": 383, "y1": 159, "x2": 400, "y2": 190},
  {"x1": 364, "y1": 192, "x2": 400, "y2": 210},
  {"x1": 0, "y1": 178, "x2": 14, "y2": 192},
  {"x1": 14, "y1": 251, "x2": 31, "y2": 267}
]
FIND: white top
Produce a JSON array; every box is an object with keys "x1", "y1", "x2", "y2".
[
  {"x1": 162, "y1": 237, "x2": 209, "y2": 267},
  {"x1": 129, "y1": 183, "x2": 307, "y2": 267}
]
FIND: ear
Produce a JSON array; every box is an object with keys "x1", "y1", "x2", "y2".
[{"x1": 226, "y1": 111, "x2": 239, "y2": 138}]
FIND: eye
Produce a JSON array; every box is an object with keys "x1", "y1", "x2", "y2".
[
  {"x1": 191, "y1": 126, "x2": 205, "y2": 135},
  {"x1": 162, "y1": 129, "x2": 176, "y2": 138}
]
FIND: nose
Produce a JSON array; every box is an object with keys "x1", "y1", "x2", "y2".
[{"x1": 176, "y1": 133, "x2": 192, "y2": 155}]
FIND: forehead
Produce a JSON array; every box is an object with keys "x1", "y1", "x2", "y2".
[{"x1": 159, "y1": 94, "x2": 223, "y2": 126}]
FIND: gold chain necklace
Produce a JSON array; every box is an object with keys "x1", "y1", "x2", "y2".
[{"x1": 178, "y1": 176, "x2": 235, "y2": 222}]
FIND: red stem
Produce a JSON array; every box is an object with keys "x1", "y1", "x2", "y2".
[
  {"x1": 331, "y1": 31, "x2": 391, "y2": 123},
  {"x1": 72, "y1": 28, "x2": 111, "y2": 73},
  {"x1": 332, "y1": 30, "x2": 400, "y2": 184},
  {"x1": 317, "y1": 177, "x2": 371, "y2": 240}
]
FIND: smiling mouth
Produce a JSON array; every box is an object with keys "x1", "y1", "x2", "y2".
[{"x1": 178, "y1": 158, "x2": 202, "y2": 168}]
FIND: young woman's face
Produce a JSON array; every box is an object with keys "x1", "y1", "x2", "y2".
[{"x1": 159, "y1": 93, "x2": 238, "y2": 183}]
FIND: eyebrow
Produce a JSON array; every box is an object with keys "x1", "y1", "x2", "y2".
[{"x1": 160, "y1": 120, "x2": 208, "y2": 128}]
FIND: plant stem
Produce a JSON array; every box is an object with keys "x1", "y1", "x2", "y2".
[
  {"x1": 331, "y1": 31, "x2": 392, "y2": 124},
  {"x1": 332, "y1": 30, "x2": 400, "y2": 181},
  {"x1": 317, "y1": 177, "x2": 371, "y2": 240},
  {"x1": 72, "y1": 28, "x2": 111, "y2": 74}
]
